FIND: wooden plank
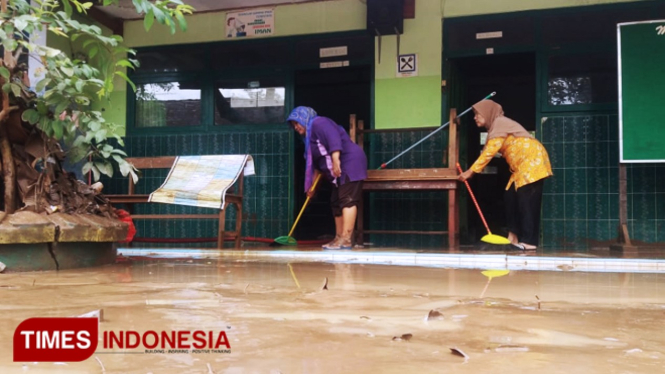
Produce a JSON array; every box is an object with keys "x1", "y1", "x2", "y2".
[
  {"x1": 448, "y1": 108, "x2": 458, "y2": 168},
  {"x1": 360, "y1": 126, "x2": 438, "y2": 134},
  {"x1": 404, "y1": 0, "x2": 416, "y2": 19},
  {"x1": 367, "y1": 168, "x2": 457, "y2": 181},
  {"x1": 349, "y1": 114, "x2": 357, "y2": 144},
  {"x1": 131, "y1": 214, "x2": 219, "y2": 220},
  {"x1": 363, "y1": 180, "x2": 457, "y2": 190},
  {"x1": 106, "y1": 194, "x2": 150, "y2": 203},
  {"x1": 358, "y1": 119, "x2": 365, "y2": 152},
  {"x1": 126, "y1": 156, "x2": 176, "y2": 169}
]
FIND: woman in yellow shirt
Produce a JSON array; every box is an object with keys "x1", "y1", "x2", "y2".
[{"x1": 458, "y1": 100, "x2": 553, "y2": 250}]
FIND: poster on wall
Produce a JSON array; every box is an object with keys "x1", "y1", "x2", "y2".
[{"x1": 225, "y1": 8, "x2": 274, "y2": 39}]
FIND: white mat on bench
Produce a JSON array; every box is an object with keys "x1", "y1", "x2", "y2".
[{"x1": 148, "y1": 155, "x2": 254, "y2": 209}]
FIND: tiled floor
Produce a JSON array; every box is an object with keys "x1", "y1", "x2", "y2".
[{"x1": 118, "y1": 245, "x2": 665, "y2": 274}]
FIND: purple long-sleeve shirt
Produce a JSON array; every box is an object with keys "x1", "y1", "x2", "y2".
[{"x1": 309, "y1": 117, "x2": 367, "y2": 185}]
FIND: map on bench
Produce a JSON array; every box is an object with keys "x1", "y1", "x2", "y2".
[{"x1": 148, "y1": 155, "x2": 255, "y2": 209}]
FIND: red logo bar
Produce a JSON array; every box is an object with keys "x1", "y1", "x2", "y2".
[{"x1": 14, "y1": 318, "x2": 98, "y2": 362}]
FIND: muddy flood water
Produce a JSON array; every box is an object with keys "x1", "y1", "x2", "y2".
[{"x1": 2, "y1": 257, "x2": 665, "y2": 373}]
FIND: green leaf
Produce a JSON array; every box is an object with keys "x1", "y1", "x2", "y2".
[
  {"x1": 75, "y1": 80, "x2": 85, "y2": 92},
  {"x1": 130, "y1": 169, "x2": 139, "y2": 184},
  {"x1": 21, "y1": 109, "x2": 40, "y2": 125},
  {"x1": 1, "y1": 83, "x2": 10, "y2": 94},
  {"x1": 118, "y1": 158, "x2": 131, "y2": 177},
  {"x1": 52, "y1": 120, "x2": 63, "y2": 139},
  {"x1": 96, "y1": 162, "x2": 114, "y2": 178},
  {"x1": 152, "y1": 7, "x2": 166, "y2": 24},
  {"x1": 144, "y1": 10, "x2": 155, "y2": 32},
  {"x1": 82, "y1": 39, "x2": 96, "y2": 49},
  {"x1": 89, "y1": 46, "x2": 99, "y2": 59},
  {"x1": 3, "y1": 39, "x2": 18, "y2": 53},
  {"x1": 55, "y1": 100, "x2": 70, "y2": 116},
  {"x1": 14, "y1": 18, "x2": 28, "y2": 32},
  {"x1": 69, "y1": 146, "x2": 89, "y2": 163},
  {"x1": 91, "y1": 164, "x2": 100, "y2": 181},
  {"x1": 116, "y1": 59, "x2": 135, "y2": 69},
  {"x1": 82, "y1": 2, "x2": 93, "y2": 10},
  {"x1": 0, "y1": 66, "x2": 9, "y2": 79},
  {"x1": 61, "y1": 66, "x2": 74, "y2": 77},
  {"x1": 82, "y1": 161, "x2": 93, "y2": 175},
  {"x1": 89, "y1": 120, "x2": 101, "y2": 131},
  {"x1": 10, "y1": 83, "x2": 21, "y2": 97},
  {"x1": 35, "y1": 78, "x2": 51, "y2": 92},
  {"x1": 114, "y1": 71, "x2": 136, "y2": 92},
  {"x1": 111, "y1": 148, "x2": 128, "y2": 156},
  {"x1": 63, "y1": 0, "x2": 73, "y2": 17},
  {"x1": 175, "y1": 10, "x2": 187, "y2": 32},
  {"x1": 73, "y1": 135, "x2": 86, "y2": 147},
  {"x1": 94, "y1": 129, "x2": 107, "y2": 143}
]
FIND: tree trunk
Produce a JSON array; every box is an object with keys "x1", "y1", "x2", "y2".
[
  {"x1": 1, "y1": 0, "x2": 17, "y2": 212},
  {"x1": 0, "y1": 120, "x2": 15, "y2": 213}
]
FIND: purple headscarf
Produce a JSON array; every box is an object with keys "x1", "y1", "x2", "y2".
[{"x1": 286, "y1": 106, "x2": 318, "y2": 193}]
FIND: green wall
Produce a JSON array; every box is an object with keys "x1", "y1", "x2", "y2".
[
  {"x1": 116, "y1": 0, "x2": 652, "y2": 133},
  {"x1": 443, "y1": 0, "x2": 649, "y2": 17},
  {"x1": 374, "y1": 0, "x2": 442, "y2": 129}
]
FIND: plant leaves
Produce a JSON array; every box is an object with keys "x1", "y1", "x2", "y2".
[
  {"x1": 10, "y1": 83, "x2": 21, "y2": 97},
  {"x1": 144, "y1": 10, "x2": 155, "y2": 31},
  {"x1": 35, "y1": 78, "x2": 51, "y2": 92}
]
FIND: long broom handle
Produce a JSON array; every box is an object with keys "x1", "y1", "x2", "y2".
[
  {"x1": 378, "y1": 92, "x2": 496, "y2": 170},
  {"x1": 456, "y1": 163, "x2": 493, "y2": 236},
  {"x1": 287, "y1": 173, "x2": 322, "y2": 238}
]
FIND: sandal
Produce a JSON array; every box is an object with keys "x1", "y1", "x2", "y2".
[{"x1": 322, "y1": 236, "x2": 341, "y2": 250}]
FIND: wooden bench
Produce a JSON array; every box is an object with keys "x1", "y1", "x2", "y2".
[
  {"x1": 105, "y1": 156, "x2": 244, "y2": 249},
  {"x1": 350, "y1": 109, "x2": 460, "y2": 248}
]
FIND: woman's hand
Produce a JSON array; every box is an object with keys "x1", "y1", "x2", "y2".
[
  {"x1": 458, "y1": 169, "x2": 475, "y2": 182},
  {"x1": 332, "y1": 151, "x2": 342, "y2": 177},
  {"x1": 307, "y1": 170, "x2": 320, "y2": 198}
]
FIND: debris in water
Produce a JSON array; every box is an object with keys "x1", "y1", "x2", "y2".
[
  {"x1": 535, "y1": 295, "x2": 541, "y2": 310},
  {"x1": 495, "y1": 345, "x2": 529, "y2": 352},
  {"x1": 427, "y1": 309, "x2": 444, "y2": 321},
  {"x1": 0, "y1": 261, "x2": 6, "y2": 273},
  {"x1": 625, "y1": 348, "x2": 643, "y2": 354},
  {"x1": 450, "y1": 347, "x2": 469, "y2": 362},
  {"x1": 206, "y1": 363, "x2": 214, "y2": 374},
  {"x1": 244, "y1": 284, "x2": 250, "y2": 294},
  {"x1": 322, "y1": 277, "x2": 328, "y2": 290},
  {"x1": 75, "y1": 309, "x2": 104, "y2": 321},
  {"x1": 94, "y1": 356, "x2": 106, "y2": 373},
  {"x1": 392, "y1": 334, "x2": 413, "y2": 341},
  {"x1": 557, "y1": 264, "x2": 574, "y2": 271},
  {"x1": 360, "y1": 316, "x2": 371, "y2": 320},
  {"x1": 366, "y1": 332, "x2": 375, "y2": 338}
]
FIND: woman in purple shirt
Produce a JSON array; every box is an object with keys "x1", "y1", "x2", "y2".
[{"x1": 287, "y1": 106, "x2": 368, "y2": 250}]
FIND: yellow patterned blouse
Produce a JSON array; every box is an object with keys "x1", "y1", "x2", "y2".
[{"x1": 470, "y1": 135, "x2": 553, "y2": 190}]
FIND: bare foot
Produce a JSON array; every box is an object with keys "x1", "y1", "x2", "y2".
[
  {"x1": 507, "y1": 232, "x2": 518, "y2": 245},
  {"x1": 519, "y1": 242, "x2": 537, "y2": 251}
]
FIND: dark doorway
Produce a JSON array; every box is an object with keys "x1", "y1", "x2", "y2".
[
  {"x1": 292, "y1": 66, "x2": 371, "y2": 240},
  {"x1": 451, "y1": 52, "x2": 536, "y2": 243}
]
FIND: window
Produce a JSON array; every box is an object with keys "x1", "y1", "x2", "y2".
[
  {"x1": 214, "y1": 78, "x2": 286, "y2": 125},
  {"x1": 135, "y1": 81, "x2": 202, "y2": 128},
  {"x1": 134, "y1": 47, "x2": 206, "y2": 74},
  {"x1": 547, "y1": 52, "x2": 617, "y2": 106}
]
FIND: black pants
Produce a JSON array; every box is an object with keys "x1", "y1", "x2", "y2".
[
  {"x1": 330, "y1": 177, "x2": 363, "y2": 217},
  {"x1": 504, "y1": 179, "x2": 545, "y2": 246}
]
